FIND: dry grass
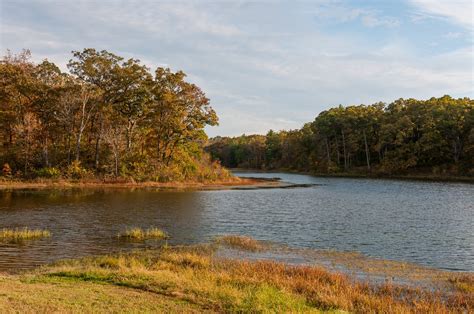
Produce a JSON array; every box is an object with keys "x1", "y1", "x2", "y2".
[
  {"x1": 117, "y1": 227, "x2": 167, "y2": 240},
  {"x1": 449, "y1": 275, "x2": 474, "y2": 293},
  {"x1": 0, "y1": 227, "x2": 51, "y2": 241},
  {"x1": 0, "y1": 176, "x2": 275, "y2": 192},
  {"x1": 0, "y1": 243, "x2": 468, "y2": 313},
  {"x1": 215, "y1": 235, "x2": 265, "y2": 251}
]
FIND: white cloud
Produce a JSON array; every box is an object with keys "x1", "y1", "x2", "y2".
[
  {"x1": 409, "y1": 0, "x2": 473, "y2": 30},
  {"x1": 2, "y1": 0, "x2": 472, "y2": 136},
  {"x1": 312, "y1": 5, "x2": 400, "y2": 28},
  {"x1": 443, "y1": 32, "x2": 463, "y2": 39},
  {"x1": 73, "y1": 1, "x2": 242, "y2": 37}
]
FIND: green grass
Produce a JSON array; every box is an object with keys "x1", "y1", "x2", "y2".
[
  {"x1": 0, "y1": 241, "x2": 470, "y2": 313},
  {"x1": 0, "y1": 227, "x2": 51, "y2": 241},
  {"x1": 0, "y1": 237, "x2": 472, "y2": 312},
  {"x1": 117, "y1": 227, "x2": 167, "y2": 240}
]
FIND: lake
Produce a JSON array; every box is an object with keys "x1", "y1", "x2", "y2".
[{"x1": 0, "y1": 172, "x2": 473, "y2": 272}]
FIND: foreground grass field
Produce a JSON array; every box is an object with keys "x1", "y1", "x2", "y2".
[{"x1": 0, "y1": 238, "x2": 472, "y2": 313}]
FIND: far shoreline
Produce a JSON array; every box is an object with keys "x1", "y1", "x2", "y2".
[{"x1": 231, "y1": 168, "x2": 474, "y2": 184}]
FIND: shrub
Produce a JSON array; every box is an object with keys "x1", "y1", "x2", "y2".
[
  {"x1": 35, "y1": 167, "x2": 61, "y2": 178},
  {"x1": 66, "y1": 160, "x2": 90, "y2": 179},
  {"x1": 2, "y1": 163, "x2": 12, "y2": 177}
]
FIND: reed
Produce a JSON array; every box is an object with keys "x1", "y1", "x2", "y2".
[
  {"x1": 35, "y1": 244, "x2": 473, "y2": 313},
  {"x1": 0, "y1": 227, "x2": 51, "y2": 241},
  {"x1": 0, "y1": 237, "x2": 472, "y2": 312},
  {"x1": 215, "y1": 235, "x2": 264, "y2": 251},
  {"x1": 117, "y1": 227, "x2": 167, "y2": 240}
]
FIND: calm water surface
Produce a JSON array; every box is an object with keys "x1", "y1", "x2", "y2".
[{"x1": 0, "y1": 173, "x2": 473, "y2": 271}]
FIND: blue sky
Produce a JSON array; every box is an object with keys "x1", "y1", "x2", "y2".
[{"x1": 1, "y1": 0, "x2": 472, "y2": 136}]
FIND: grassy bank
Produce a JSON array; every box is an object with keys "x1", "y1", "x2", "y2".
[
  {"x1": 0, "y1": 176, "x2": 286, "y2": 191},
  {"x1": 0, "y1": 239, "x2": 472, "y2": 313}
]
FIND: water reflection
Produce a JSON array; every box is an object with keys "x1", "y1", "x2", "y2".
[{"x1": 0, "y1": 174, "x2": 473, "y2": 272}]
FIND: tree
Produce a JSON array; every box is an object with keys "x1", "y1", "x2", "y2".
[
  {"x1": 1, "y1": 49, "x2": 223, "y2": 182},
  {"x1": 149, "y1": 67, "x2": 218, "y2": 165},
  {"x1": 14, "y1": 112, "x2": 41, "y2": 175},
  {"x1": 208, "y1": 96, "x2": 473, "y2": 177}
]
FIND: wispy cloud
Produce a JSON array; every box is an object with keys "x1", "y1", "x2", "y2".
[
  {"x1": 1, "y1": 0, "x2": 472, "y2": 136},
  {"x1": 443, "y1": 32, "x2": 463, "y2": 39},
  {"x1": 408, "y1": 0, "x2": 473, "y2": 30},
  {"x1": 312, "y1": 4, "x2": 400, "y2": 28}
]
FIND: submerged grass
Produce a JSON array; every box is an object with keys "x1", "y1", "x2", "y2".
[
  {"x1": 0, "y1": 227, "x2": 51, "y2": 241},
  {"x1": 117, "y1": 227, "x2": 167, "y2": 240},
  {"x1": 1, "y1": 238, "x2": 472, "y2": 313}
]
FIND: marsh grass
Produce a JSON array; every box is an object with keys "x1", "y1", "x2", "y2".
[
  {"x1": 0, "y1": 228, "x2": 51, "y2": 241},
  {"x1": 449, "y1": 275, "x2": 474, "y2": 293},
  {"x1": 1, "y1": 237, "x2": 472, "y2": 312},
  {"x1": 117, "y1": 227, "x2": 167, "y2": 240},
  {"x1": 215, "y1": 235, "x2": 264, "y2": 251},
  {"x1": 21, "y1": 245, "x2": 471, "y2": 313}
]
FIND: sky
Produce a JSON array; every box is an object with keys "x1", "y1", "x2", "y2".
[{"x1": 1, "y1": 0, "x2": 473, "y2": 136}]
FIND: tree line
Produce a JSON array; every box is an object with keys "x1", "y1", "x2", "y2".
[
  {"x1": 207, "y1": 96, "x2": 474, "y2": 176},
  {"x1": 0, "y1": 49, "x2": 230, "y2": 182}
]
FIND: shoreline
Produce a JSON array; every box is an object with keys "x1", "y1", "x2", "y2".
[
  {"x1": 0, "y1": 238, "x2": 472, "y2": 312},
  {"x1": 2, "y1": 169, "x2": 472, "y2": 191},
  {"x1": 0, "y1": 176, "x2": 292, "y2": 191},
  {"x1": 231, "y1": 168, "x2": 474, "y2": 183}
]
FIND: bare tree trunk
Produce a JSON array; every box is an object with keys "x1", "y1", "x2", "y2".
[
  {"x1": 325, "y1": 137, "x2": 331, "y2": 163},
  {"x1": 363, "y1": 130, "x2": 370, "y2": 171},
  {"x1": 125, "y1": 120, "x2": 135, "y2": 151},
  {"x1": 341, "y1": 130, "x2": 347, "y2": 171},
  {"x1": 165, "y1": 140, "x2": 178, "y2": 166},
  {"x1": 453, "y1": 136, "x2": 461, "y2": 163},
  {"x1": 114, "y1": 151, "x2": 119, "y2": 177},
  {"x1": 95, "y1": 117, "x2": 103, "y2": 170},
  {"x1": 75, "y1": 87, "x2": 93, "y2": 161},
  {"x1": 75, "y1": 132, "x2": 82, "y2": 161},
  {"x1": 24, "y1": 148, "x2": 28, "y2": 175},
  {"x1": 24, "y1": 131, "x2": 30, "y2": 175},
  {"x1": 66, "y1": 133, "x2": 72, "y2": 164},
  {"x1": 43, "y1": 137, "x2": 50, "y2": 167}
]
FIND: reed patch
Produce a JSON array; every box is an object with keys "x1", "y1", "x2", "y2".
[
  {"x1": 215, "y1": 235, "x2": 265, "y2": 251},
  {"x1": 0, "y1": 228, "x2": 51, "y2": 241},
  {"x1": 0, "y1": 237, "x2": 472, "y2": 312},
  {"x1": 117, "y1": 227, "x2": 167, "y2": 240}
]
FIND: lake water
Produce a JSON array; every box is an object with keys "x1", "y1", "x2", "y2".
[{"x1": 0, "y1": 172, "x2": 473, "y2": 272}]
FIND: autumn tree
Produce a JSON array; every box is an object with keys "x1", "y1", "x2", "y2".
[
  {"x1": 208, "y1": 97, "x2": 473, "y2": 176},
  {"x1": 0, "y1": 49, "x2": 223, "y2": 182}
]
